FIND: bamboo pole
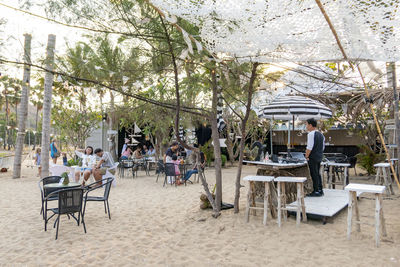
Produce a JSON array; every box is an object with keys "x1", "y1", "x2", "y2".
[{"x1": 314, "y1": 0, "x2": 400, "y2": 190}]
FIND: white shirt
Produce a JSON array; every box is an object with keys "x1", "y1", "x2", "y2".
[
  {"x1": 82, "y1": 154, "x2": 96, "y2": 168},
  {"x1": 306, "y1": 130, "x2": 325, "y2": 151}
]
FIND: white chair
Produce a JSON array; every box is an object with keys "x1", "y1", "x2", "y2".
[{"x1": 49, "y1": 164, "x2": 73, "y2": 178}]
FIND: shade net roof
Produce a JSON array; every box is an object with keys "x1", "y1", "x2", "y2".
[{"x1": 150, "y1": 0, "x2": 400, "y2": 62}]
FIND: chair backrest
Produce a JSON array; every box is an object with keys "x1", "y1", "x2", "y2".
[
  {"x1": 121, "y1": 159, "x2": 134, "y2": 168},
  {"x1": 348, "y1": 156, "x2": 357, "y2": 167},
  {"x1": 157, "y1": 160, "x2": 165, "y2": 172},
  {"x1": 103, "y1": 177, "x2": 114, "y2": 199},
  {"x1": 49, "y1": 165, "x2": 72, "y2": 176},
  {"x1": 58, "y1": 188, "x2": 84, "y2": 214},
  {"x1": 40, "y1": 176, "x2": 62, "y2": 196},
  {"x1": 164, "y1": 163, "x2": 177, "y2": 176}
]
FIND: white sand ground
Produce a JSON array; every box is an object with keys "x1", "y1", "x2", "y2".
[{"x1": 0, "y1": 164, "x2": 400, "y2": 266}]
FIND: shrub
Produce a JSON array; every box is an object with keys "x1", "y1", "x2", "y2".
[
  {"x1": 221, "y1": 154, "x2": 227, "y2": 167},
  {"x1": 200, "y1": 140, "x2": 214, "y2": 166},
  {"x1": 356, "y1": 145, "x2": 385, "y2": 175},
  {"x1": 67, "y1": 157, "x2": 81, "y2": 167}
]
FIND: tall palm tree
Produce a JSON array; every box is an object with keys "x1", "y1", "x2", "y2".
[{"x1": 40, "y1": 34, "x2": 56, "y2": 178}]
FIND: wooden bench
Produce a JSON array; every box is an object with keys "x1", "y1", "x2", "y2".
[
  {"x1": 244, "y1": 175, "x2": 275, "y2": 225},
  {"x1": 374, "y1": 163, "x2": 394, "y2": 195},
  {"x1": 345, "y1": 183, "x2": 387, "y2": 247},
  {"x1": 275, "y1": 176, "x2": 307, "y2": 227}
]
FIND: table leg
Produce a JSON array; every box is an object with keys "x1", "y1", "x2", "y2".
[
  {"x1": 263, "y1": 182, "x2": 269, "y2": 226},
  {"x1": 300, "y1": 185, "x2": 307, "y2": 222},
  {"x1": 353, "y1": 191, "x2": 360, "y2": 232},
  {"x1": 379, "y1": 194, "x2": 387, "y2": 237},
  {"x1": 375, "y1": 193, "x2": 381, "y2": 247},
  {"x1": 296, "y1": 183, "x2": 301, "y2": 227},
  {"x1": 347, "y1": 190, "x2": 353, "y2": 240},
  {"x1": 277, "y1": 182, "x2": 281, "y2": 227},
  {"x1": 245, "y1": 181, "x2": 252, "y2": 223},
  {"x1": 344, "y1": 167, "x2": 348, "y2": 188},
  {"x1": 251, "y1": 182, "x2": 256, "y2": 216}
]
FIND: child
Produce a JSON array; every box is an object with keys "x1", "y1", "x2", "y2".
[
  {"x1": 62, "y1": 152, "x2": 68, "y2": 166},
  {"x1": 171, "y1": 154, "x2": 182, "y2": 185},
  {"x1": 34, "y1": 148, "x2": 41, "y2": 177}
]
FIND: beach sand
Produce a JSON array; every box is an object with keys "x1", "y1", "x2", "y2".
[{"x1": 0, "y1": 164, "x2": 400, "y2": 266}]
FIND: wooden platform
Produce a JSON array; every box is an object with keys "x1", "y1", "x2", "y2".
[{"x1": 286, "y1": 189, "x2": 361, "y2": 219}]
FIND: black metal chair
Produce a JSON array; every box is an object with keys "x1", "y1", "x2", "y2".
[
  {"x1": 82, "y1": 177, "x2": 114, "y2": 221},
  {"x1": 119, "y1": 159, "x2": 134, "y2": 178},
  {"x1": 44, "y1": 188, "x2": 86, "y2": 240},
  {"x1": 155, "y1": 160, "x2": 165, "y2": 183},
  {"x1": 348, "y1": 156, "x2": 358, "y2": 176},
  {"x1": 39, "y1": 176, "x2": 62, "y2": 219},
  {"x1": 164, "y1": 163, "x2": 179, "y2": 187}
]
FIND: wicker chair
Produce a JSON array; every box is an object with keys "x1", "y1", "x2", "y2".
[
  {"x1": 44, "y1": 188, "x2": 86, "y2": 240},
  {"x1": 39, "y1": 176, "x2": 62, "y2": 219},
  {"x1": 82, "y1": 177, "x2": 114, "y2": 221}
]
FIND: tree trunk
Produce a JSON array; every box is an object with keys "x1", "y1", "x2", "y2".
[
  {"x1": 387, "y1": 62, "x2": 400, "y2": 174},
  {"x1": 13, "y1": 34, "x2": 32, "y2": 178},
  {"x1": 211, "y1": 69, "x2": 222, "y2": 212},
  {"x1": 33, "y1": 106, "x2": 39, "y2": 150},
  {"x1": 234, "y1": 63, "x2": 259, "y2": 213},
  {"x1": 4, "y1": 92, "x2": 9, "y2": 150},
  {"x1": 108, "y1": 91, "x2": 117, "y2": 160},
  {"x1": 40, "y1": 34, "x2": 56, "y2": 178}
]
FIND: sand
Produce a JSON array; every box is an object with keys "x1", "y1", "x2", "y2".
[{"x1": 0, "y1": 163, "x2": 400, "y2": 266}]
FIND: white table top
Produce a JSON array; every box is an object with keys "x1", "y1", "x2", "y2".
[
  {"x1": 327, "y1": 162, "x2": 350, "y2": 167},
  {"x1": 275, "y1": 176, "x2": 307, "y2": 183},
  {"x1": 374, "y1": 162, "x2": 390, "y2": 167},
  {"x1": 345, "y1": 183, "x2": 386, "y2": 194},
  {"x1": 243, "y1": 175, "x2": 274, "y2": 182},
  {"x1": 243, "y1": 160, "x2": 307, "y2": 168}
]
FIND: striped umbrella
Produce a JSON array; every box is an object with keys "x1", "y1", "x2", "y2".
[
  {"x1": 259, "y1": 95, "x2": 332, "y2": 149},
  {"x1": 259, "y1": 95, "x2": 332, "y2": 120}
]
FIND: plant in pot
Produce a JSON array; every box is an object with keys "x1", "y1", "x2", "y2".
[{"x1": 61, "y1": 172, "x2": 69, "y2": 185}]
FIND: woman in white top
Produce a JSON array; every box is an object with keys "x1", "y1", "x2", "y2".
[{"x1": 75, "y1": 146, "x2": 96, "y2": 182}]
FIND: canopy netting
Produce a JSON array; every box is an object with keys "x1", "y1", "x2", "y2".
[{"x1": 150, "y1": 0, "x2": 400, "y2": 62}]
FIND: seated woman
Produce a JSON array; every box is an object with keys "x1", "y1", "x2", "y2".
[
  {"x1": 120, "y1": 147, "x2": 132, "y2": 160},
  {"x1": 133, "y1": 146, "x2": 143, "y2": 159},
  {"x1": 183, "y1": 151, "x2": 206, "y2": 182},
  {"x1": 75, "y1": 146, "x2": 96, "y2": 183}
]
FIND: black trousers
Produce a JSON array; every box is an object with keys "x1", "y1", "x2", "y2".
[{"x1": 308, "y1": 158, "x2": 322, "y2": 192}]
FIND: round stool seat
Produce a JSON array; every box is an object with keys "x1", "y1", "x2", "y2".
[{"x1": 374, "y1": 163, "x2": 390, "y2": 168}]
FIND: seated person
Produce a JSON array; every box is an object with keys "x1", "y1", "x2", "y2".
[
  {"x1": 171, "y1": 154, "x2": 183, "y2": 185},
  {"x1": 183, "y1": 151, "x2": 206, "y2": 181},
  {"x1": 133, "y1": 146, "x2": 143, "y2": 159},
  {"x1": 92, "y1": 148, "x2": 115, "y2": 186},
  {"x1": 146, "y1": 146, "x2": 156, "y2": 157},
  {"x1": 141, "y1": 145, "x2": 148, "y2": 156},
  {"x1": 75, "y1": 146, "x2": 96, "y2": 183},
  {"x1": 120, "y1": 147, "x2": 132, "y2": 160}
]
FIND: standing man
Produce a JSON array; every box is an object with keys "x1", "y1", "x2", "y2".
[{"x1": 305, "y1": 118, "x2": 325, "y2": 197}]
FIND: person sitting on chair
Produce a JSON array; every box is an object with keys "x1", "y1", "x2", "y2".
[
  {"x1": 75, "y1": 146, "x2": 95, "y2": 184},
  {"x1": 120, "y1": 147, "x2": 132, "y2": 160},
  {"x1": 183, "y1": 151, "x2": 206, "y2": 182},
  {"x1": 133, "y1": 145, "x2": 143, "y2": 159},
  {"x1": 146, "y1": 146, "x2": 156, "y2": 157},
  {"x1": 93, "y1": 148, "x2": 115, "y2": 186}
]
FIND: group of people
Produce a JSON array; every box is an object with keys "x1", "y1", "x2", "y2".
[
  {"x1": 120, "y1": 138, "x2": 156, "y2": 160},
  {"x1": 164, "y1": 141, "x2": 206, "y2": 185}
]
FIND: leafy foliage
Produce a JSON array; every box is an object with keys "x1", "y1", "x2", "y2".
[{"x1": 356, "y1": 144, "x2": 385, "y2": 175}]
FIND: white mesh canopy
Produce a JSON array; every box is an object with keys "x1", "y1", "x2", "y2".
[{"x1": 150, "y1": 0, "x2": 400, "y2": 62}]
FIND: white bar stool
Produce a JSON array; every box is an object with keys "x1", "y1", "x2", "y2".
[
  {"x1": 345, "y1": 183, "x2": 387, "y2": 247},
  {"x1": 274, "y1": 176, "x2": 307, "y2": 227},
  {"x1": 374, "y1": 163, "x2": 394, "y2": 195},
  {"x1": 243, "y1": 175, "x2": 275, "y2": 225}
]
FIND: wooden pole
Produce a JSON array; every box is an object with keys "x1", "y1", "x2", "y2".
[
  {"x1": 40, "y1": 34, "x2": 56, "y2": 178},
  {"x1": 314, "y1": 0, "x2": 400, "y2": 191},
  {"x1": 12, "y1": 34, "x2": 31, "y2": 178}
]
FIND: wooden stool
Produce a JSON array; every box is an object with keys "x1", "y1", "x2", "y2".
[
  {"x1": 244, "y1": 175, "x2": 275, "y2": 225},
  {"x1": 327, "y1": 162, "x2": 350, "y2": 189},
  {"x1": 374, "y1": 163, "x2": 394, "y2": 195},
  {"x1": 274, "y1": 176, "x2": 307, "y2": 227},
  {"x1": 345, "y1": 183, "x2": 387, "y2": 247}
]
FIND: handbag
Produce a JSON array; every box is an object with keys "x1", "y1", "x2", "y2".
[{"x1": 54, "y1": 152, "x2": 61, "y2": 157}]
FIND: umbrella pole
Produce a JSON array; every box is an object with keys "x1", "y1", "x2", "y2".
[
  {"x1": 292, "y1": 115, "x2": 295, "y2": 149},
  {"x1": 270, "y1": 120, "x2": 273, "y2": 155}
]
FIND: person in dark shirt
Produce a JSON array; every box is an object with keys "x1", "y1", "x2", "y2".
[
  {"x1": 164, "y1": 141, "x2": 179, "y2": 163},
  {"x1": 251, "y1": 137, "x2": 264, "y2": 161},
  {"x1": 305, "y1": 118, "x2": 325, "y2": 197}
]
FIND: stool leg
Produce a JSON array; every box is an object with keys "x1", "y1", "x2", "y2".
[
  {"x1": 379, "y1": 194, "x2": 387, "y2": 237},
  {"x1": 387, "y1": 167, "x2": 394, "y2": 195},
  {"x1": 300, "y1": 184, "x2": 307, "y2": 222},
  {"x1": 327, "y1": 166, "x2": 332, "y2": 189},
  {"x1": 282, "y1": 183, "x2": 287, "y2": 222},
  {"x1": 353, "y1": 191, "x2": 360, "y2": 232},
  {"x1": 374, "y1": 167, "x2": 381, "y2": 185},
  {"x1": 245, "y1": 181, "x2": 252, "y2": 223},
  {"x1": 382, "y1": 167, "x2": 391, "y2": 196},
  {"x1": 263, "y1": 182, "x2": 269, "y2": 226},
  {"x1": 277, "y1": 182, "x2": 281, "y2": 227},
  {"x1": 347, "y1": 190, "x2": 353, "y2": 240},
  {"x1": 344, "y1": 167, "x2": 348, "y2": 188},
  {"x1": 296, "y1": 183, "x2": 301, "y2": 227},
  {"x1": 268, "y1": 183, "x2": 276, "y2": 219},
  {"x1": 251, "y1": 182, "x2": 257, "y2": 216},
  {"x1": 375, "y1": 193, "x2": 381, "y2": 247}
]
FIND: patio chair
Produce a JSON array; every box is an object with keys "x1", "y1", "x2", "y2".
[
  {"x1": 348, "y1": 156, "x2": 357, "y2": 176},
  {"x1": 44, "y1": 188, "x2": 86, "y2": 240},
  {"x1": 82, "y1": 177, "x2": 114, "y2": 221},
  {"x1": 164, "y1": 163, "x2": 179, "y2": 187},
  {"x1": 39, "y1": 176, "x2": 62, "y2": 219},
  {"x1": 155, "y1": 160, "x2": 165, "y2": 183},
  {"x1": 119, "y1": 159, "x2": 134, "y2": 178}
]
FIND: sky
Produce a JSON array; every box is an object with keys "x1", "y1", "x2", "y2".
[{"x1": 0, "y1": 0, "x2": 83, "y2": 78}]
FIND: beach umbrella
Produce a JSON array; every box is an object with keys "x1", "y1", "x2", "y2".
[{"x1": 259, "y1": 95, "x2": 332, "y2": 149}]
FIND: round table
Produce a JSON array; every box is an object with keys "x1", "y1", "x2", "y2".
[{"x1": 44, "y1": 182, "x2": 81, "y2": 189}]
